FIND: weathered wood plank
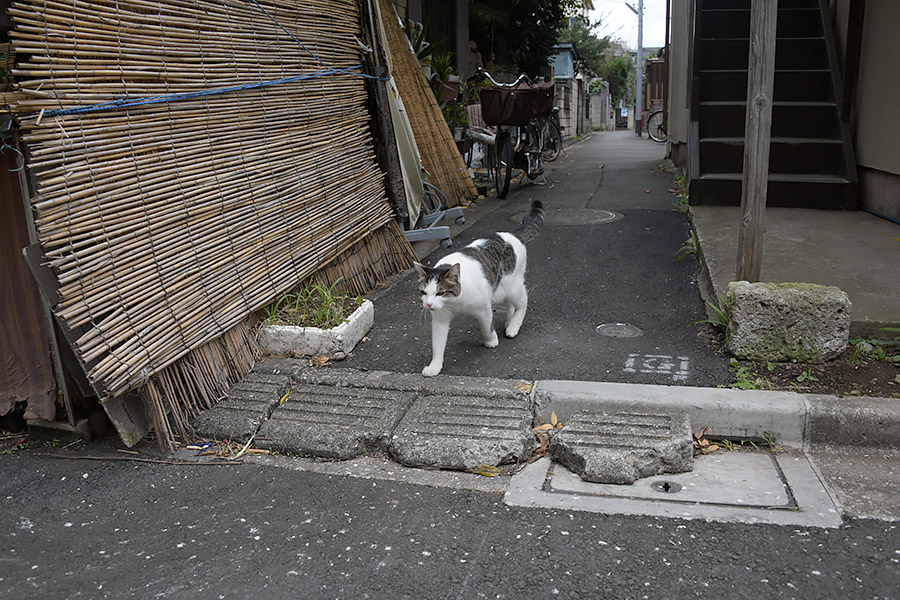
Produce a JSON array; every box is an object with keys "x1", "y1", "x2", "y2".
[{"x1": 736, "y1": 0, "x2": 778, "y2": 282}]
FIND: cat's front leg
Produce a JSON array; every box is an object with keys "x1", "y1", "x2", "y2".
[{"x1": 423, "y1": 313, "x2": 451, "y2": 377}]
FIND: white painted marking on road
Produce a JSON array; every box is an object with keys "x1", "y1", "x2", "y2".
[{"x1": 623, "y1": 354, "x2": 690, "y2": 381}]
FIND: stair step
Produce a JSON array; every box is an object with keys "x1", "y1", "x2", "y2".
[
  {"x1": 693, "y1": 175, "x2": 852, "y2": 210},
  {"x1": 701, "y1": 8, "x2": 822, "y2": 39},
  {"x1": 700, "y1": 173, "x2": 849, "y2": 183},
  {"x1": 703, "y1": 0, "x2": 818, "y2": 8},
  {"x1": 700, "y1": 38, "x2": 829, "y2": 70},
  {"x1": 699, "y1": 69, "x2": 834, "y2": 103},
  {"x1": 699, "y1": 102, "x2": 839, "y2": 139},
  {"x1": 699, "y1": 138, "x2": 846, "y2": 176}
]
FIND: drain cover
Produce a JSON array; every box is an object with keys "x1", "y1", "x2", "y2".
[
  {"x1": 651, "y1": 481, "x2": 683, "y2": 493},
  {"x1": 596, "y1": 323, "x2": 642, "y2": 338}
]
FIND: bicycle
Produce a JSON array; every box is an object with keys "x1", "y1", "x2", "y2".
[
  {"x1": 646, "y1": 108, "x2": 666, "y2": 143},
  {"x1": 541, "y1": 107, "x2": 563, "y2": 162},
  {"x1": 476, "y1": 68, "x2": 555, "y2": 199}
]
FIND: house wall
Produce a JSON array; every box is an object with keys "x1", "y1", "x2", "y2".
[
  {"x1": 550, "y1": 49, "x2": 575, "y2": 79},
  {"x1": 666, "y1": 0, "x2": 691, "y2": 170},
  {"x1": 590, "y1": 84, "x2": 612, "y2": 131},
  {"x1": 555, "y1": 78, "x2": 590, "y2": 140},
  {"x1": 830, "y1": 0, "x2": 900, "y2": 219}
]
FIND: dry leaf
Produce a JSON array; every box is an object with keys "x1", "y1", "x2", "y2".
[
  {"x1": 550, "y1": 411, "x2": 558, "y2": 427},
  {"x1": 471, "y1": 465, "x2": 500, "y2": 477},
  {"x1": 533, "y1": 424, "x2": 554, "y2": 432},
  {"x1": 308, "y1": 356, "x2": 330, "y2": 368}
]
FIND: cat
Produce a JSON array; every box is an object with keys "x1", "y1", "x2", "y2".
[{"x1": 414, "y1": 200, "x2": 544, "y2": 377}]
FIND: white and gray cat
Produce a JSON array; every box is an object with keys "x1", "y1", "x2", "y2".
[{"x1": 414, "y1": 200, "x2": 544, "y2": 376}]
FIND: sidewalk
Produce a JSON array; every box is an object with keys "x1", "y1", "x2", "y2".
[{"x1": 691, "y1": 205, "x2": 900, "y2": 339}]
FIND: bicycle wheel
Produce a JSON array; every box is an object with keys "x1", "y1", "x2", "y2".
[
  {"x1": 647, "y1": 110, "x2": 666, "y2": 143},
  {"x1": 525, "y1": 123, "x2": 543, "y2": 180},
  {"x1": 495, "y1": 131, "x2": 513, "y2": 199},
  {"x1": 543, "y1": 121, "x2": 562, "y2": 162}
]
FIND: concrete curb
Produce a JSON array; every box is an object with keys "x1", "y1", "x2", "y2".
[
  {"x1": 805, "y1": 394, "x2": 900, "y2": 448},
  {"x1": 534, "y1": 379, "x2": 900, "y2": 450}
]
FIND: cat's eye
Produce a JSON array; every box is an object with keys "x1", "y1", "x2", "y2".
[{"x1": 418, "y1": 289, "x2": 425, "y2": 295}]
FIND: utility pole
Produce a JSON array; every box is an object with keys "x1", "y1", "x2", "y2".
[{"x1": 626, "y1": 1, "x2": 644, "y2": 137}]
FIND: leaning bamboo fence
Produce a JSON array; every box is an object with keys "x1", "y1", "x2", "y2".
[
  {"x1": 379, "y1": 0, "x2": 477, "y2": 209},
  {"x1": 9, "y1": 0, "x2": 415, "y2": 450}
]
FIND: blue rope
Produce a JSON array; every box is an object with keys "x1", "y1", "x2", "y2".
[
  {"x1": 44, "y1": 66, "x2": 386, "y2": 117},
  {"x1": 246, "y1": 0, "x2": 328, "y2": 68},
  {"x1": 38, "y1": 1, "x2": 389, "y2": 119}
]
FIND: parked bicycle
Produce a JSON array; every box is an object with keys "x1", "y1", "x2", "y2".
[
  {"x1": 646, "y1": 108, "x2": 666, "y2": 143},
  {"x1": 475, "y1": 68, "x2": 556, "y2": 199},
  {"x1": 542, "y1": 106, "x2": 563, "y2": 162}
]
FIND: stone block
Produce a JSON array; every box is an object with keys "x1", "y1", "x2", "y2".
[
  {"x1": 549, "y1": 410, "x2": 693, "y2": 484},
  {"x1": 255, "y1": 383, "x2": 414, "y2": 459},
  {"x1": 725, "y1": 281, "x2": 851, "y2": 363},
  {"x1": 190, "y1": 371, "x2": 290, "y2": 442},
  {"x1": 388, "y1": 394, "x2": 534, "y2": 471}
]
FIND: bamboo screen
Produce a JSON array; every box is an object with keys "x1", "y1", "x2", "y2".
[
  {"x1": 9, "y1": 1, "x2": 415, "y2": 419},
  {"x1": 379, "y1": 0, "x2": 477, "y2": 209}
]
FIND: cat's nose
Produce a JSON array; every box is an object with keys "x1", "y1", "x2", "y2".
[{"x1": 425, "y1": 301, "x2": 433, "y2": 308}]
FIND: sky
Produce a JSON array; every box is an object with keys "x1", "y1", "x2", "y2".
[{"x1": 589, "y1": 0, "x2": 669, "y2": 51}]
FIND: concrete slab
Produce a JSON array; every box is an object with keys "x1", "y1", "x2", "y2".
[
  {"x1": 690, "y1": 206, "x2": 900, "y2": 338},
  {"x1": 505, "y1": 452, "x2": 843, "y2": 528},
  {"x1": 806, "y1": 445, "x2": 900, "y2": 521},
  {"x1": 534, "y1": 379, "x2": 807, "y2": 448},
  {"x1": 288, "y1": 363, "x2": 527, "y2": 399},
  {"x1": 388, "y1": 394, "x2": 535, "y2": 471},
  {"x1": 190, "y1": 370, "x2": 290, "y2": 442},
  {"x1": 549, "y1": 410, "x2": 693, "y2": 484},
  {"x1": 255, "y1": 383, "x2": 414, "y2": 459}
]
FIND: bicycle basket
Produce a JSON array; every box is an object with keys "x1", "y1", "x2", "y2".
[{"x1": 480, "y1": 82, "x2": 555, "y2": 126}]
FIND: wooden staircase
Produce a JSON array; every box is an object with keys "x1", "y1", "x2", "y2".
[{"x1": 689, "y1": 0, "x2": 857, "y2": 209}]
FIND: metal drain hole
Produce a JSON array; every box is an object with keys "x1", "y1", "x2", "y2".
[
  {"x1": 651, "y1": 481, "x2": 683, "y2": 494},
  {"x1": 595, "y1": 323, "x2": 643, "y2": 338}
]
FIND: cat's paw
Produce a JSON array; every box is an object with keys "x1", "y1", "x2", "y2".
[
  {"x1": 483, "y1": 331, "x2": 499, "y2": 348},
  {"x1": 422, "y1": 364, "x2": 442, "y2": 377},
  {"x1": 505, "y1": 324, "x2": 521, "y2": 338}
]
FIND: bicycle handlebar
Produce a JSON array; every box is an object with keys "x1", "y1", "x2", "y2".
[{"x1": 474, "y1": 67, "x2": 532, "y2": 88}]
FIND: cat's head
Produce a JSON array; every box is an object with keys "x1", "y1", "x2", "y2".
[{"x1": 414, "y1": 262, "x2": 461, "y2": 310}]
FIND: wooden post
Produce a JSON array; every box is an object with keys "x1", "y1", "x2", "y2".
[{"x1": 735, "y1": 0, "x2": 777, "y2": 282}]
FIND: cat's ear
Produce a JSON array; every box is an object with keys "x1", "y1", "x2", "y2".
[
  {"x1": 441, "y1": 264, "x2": 461, "y2": 296},
  {"x1": 444, "y1": 263, "x2": 461, "y2": 284},
  {"x1": 413, "y1": 262, "x2": 428, "y2": 281}
]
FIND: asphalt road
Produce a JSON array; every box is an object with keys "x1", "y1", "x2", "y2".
[
  {"x1": 6, "y1": 133, "x2": 895, "y2": 600},
  {"x1": 2, "y1": 449, "x2": 897, "y2": 599},
  {"x1": 347, "y1": 131, "x2": 732, "y2": 387}
]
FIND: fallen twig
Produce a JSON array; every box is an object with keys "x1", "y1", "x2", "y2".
[{"x1": 37, "y1": 452, "x2": 242, "y2": 465}]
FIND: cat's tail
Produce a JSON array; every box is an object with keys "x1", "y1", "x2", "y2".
[{"x1": 513, "y1": 200, "x2": 544, "y2": 244}]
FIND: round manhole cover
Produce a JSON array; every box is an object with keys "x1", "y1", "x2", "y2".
[
  {"x1": 595, "y1": 323, "x2": 643, "y2": 338},
  {"x1": 511, "y1": 209, "x2": 623, "y2": 226}
]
